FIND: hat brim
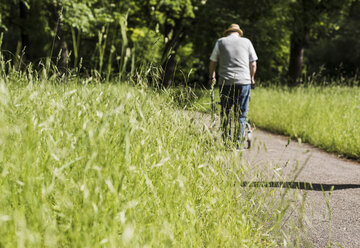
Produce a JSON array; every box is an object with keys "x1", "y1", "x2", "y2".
[{"x1": 223, "y1": 28, "x2": 243, "y2": 37}]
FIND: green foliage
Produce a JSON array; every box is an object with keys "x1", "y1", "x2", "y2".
[
  {"x1": 130, "y1": 26, "x2": 163, "y2": 64},
  {"x1": 306, "y1": 0, "x2": 360, "y2": 78},
  {"x1": 62, "y1": 2, "x2": 95, "y2": 33},
  {"x1": 61, "y1": 0, "x2": 119, "y2": 34},
  {"x1": 0, "y1": 0, "x2": 359, "y2": 82},
  {"x1": 150, "y1": 0, "x2": 197, "y2": 22}
]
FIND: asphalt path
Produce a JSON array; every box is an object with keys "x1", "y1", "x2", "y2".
[{"x1": 241, "y1": 129, "x2": 360, "y2": 248}]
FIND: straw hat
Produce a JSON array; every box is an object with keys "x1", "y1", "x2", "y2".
[{"x1": 223, "y1": 24, "x2": 243, "y2": 37}]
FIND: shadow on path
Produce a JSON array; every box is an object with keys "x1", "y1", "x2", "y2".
[{"x1": 242, "y1": 181, "x2": 360, "y2": 191}]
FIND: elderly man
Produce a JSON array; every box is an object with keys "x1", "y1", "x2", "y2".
[{"x1": 209, "y1": 24, "x2": 258, "y2": 149}]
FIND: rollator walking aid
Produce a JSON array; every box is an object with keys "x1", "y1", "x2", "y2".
[{"x1": 210, "y1": 83, "x2": 253, "y2": 149}]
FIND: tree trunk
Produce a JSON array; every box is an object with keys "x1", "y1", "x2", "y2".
[
  {"x1": 161, "y1": 36, "x2": 184, "y2": 87},
  {"x1": 288, "y1": 28, "x2": 309, "y2": 86},
  {"x1": 19, "y1": 1, "x2": 30, "y2": 60},
  {"x1": 47, "y1": 2, "x2": 69, "y2": 74},
  {"x1": 288, "y1": 34, "x2": 305, "y2": 85},
  {"x1": 58, "y1": 39, "x2": 69, "y2": 73},
  {"x1": 288, "y1": 0, "x2": 315, "y2": 86},
  {"x1": 161, "y1": 18, "x2": 184, "y2": 87}
]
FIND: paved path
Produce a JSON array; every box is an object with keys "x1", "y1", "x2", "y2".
[{"x1": 241, "y1": 129, "x2": 360, "y2": 248}]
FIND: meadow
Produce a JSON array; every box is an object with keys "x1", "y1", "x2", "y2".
[
  {"x1": 249, "y1": 85, "x2": 360, "y2": 160},
  {"x1": 0, "y1": 72, "x2": 305, "y2": 247}
]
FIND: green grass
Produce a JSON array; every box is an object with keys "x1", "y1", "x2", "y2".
[
  {"x1": 249, "y1": 86, "x2": 360, "y2": 159},
  {"x1": 0, "y1": 73, "x2": 306, "y2": 247}
]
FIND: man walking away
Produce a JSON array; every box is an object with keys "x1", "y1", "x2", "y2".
[{"x1": 209, "y1": 24, "x2": 258, "y2": 149}]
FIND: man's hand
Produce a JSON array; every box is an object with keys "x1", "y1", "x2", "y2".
[
  {"x1": 209, "y1": 61, "x2": 217, "y2": 87},
  {"x1": 209, "y1": 78, "x2": 216, "y2": 86},
  {"x1": 251, "y1": 78, "x2": 255, "y2": 89},
  {"x1": 250, "y1": 61, "x2": 257, "y2": 89}
]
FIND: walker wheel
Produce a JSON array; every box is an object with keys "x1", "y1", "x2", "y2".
[
  {"x1": 246, "y1": 130, "x2": 253, "y2": 149},
  {"x1": 247, "y1": 139, "x2": 252, "y2": 149}
]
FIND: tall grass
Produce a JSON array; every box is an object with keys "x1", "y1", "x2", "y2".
[
  {"x1": 249, "y1": 86, "x2": 360, "y2": 159},
  {"x1": 0, "y1": 67, "x2": 307, "y2": 247}
]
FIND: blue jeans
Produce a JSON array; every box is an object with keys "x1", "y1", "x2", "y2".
[{"x1": 220, "y1": 83, "x2": 251, "y2": 144}]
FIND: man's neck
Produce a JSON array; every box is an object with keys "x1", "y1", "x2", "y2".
[{"x1": 228, "y1": 32, "x2": 240, "y2": 37}]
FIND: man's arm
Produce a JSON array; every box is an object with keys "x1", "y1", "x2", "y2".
[
  {"x1": 209, "y1": 60, "x2": 217, "y2": 85},
  {"x1": 250, "y1": 61, "x2": 257, "y2": 85}
]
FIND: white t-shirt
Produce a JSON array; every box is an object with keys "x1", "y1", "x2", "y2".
[{"x1": 210, "y1": 33, "x2": 258, "y2": 84}]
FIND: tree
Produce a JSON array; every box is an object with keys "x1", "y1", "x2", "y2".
[
  {"x1": 305, "y1": 0, "x2": 360, "y2": 79},
  {"x1": 1, "y1": 0, "x2": 358, "y2": 84},
  {"x1": 0, "y1": 0, "x2": 133, "y2": 76},
  {"x1": 158, "y1": 0, "x2": 206, "y2": 86},
  {"x1": 287, "y1": 0, "x2": 348, "y2": 85},
  {"x1": 131, "y1": 0, "x2": 205, "y2": 86}
]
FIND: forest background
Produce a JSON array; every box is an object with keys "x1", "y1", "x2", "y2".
[{"x1": 1, "y1": 0, "x2": 360, "y2": 86}]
